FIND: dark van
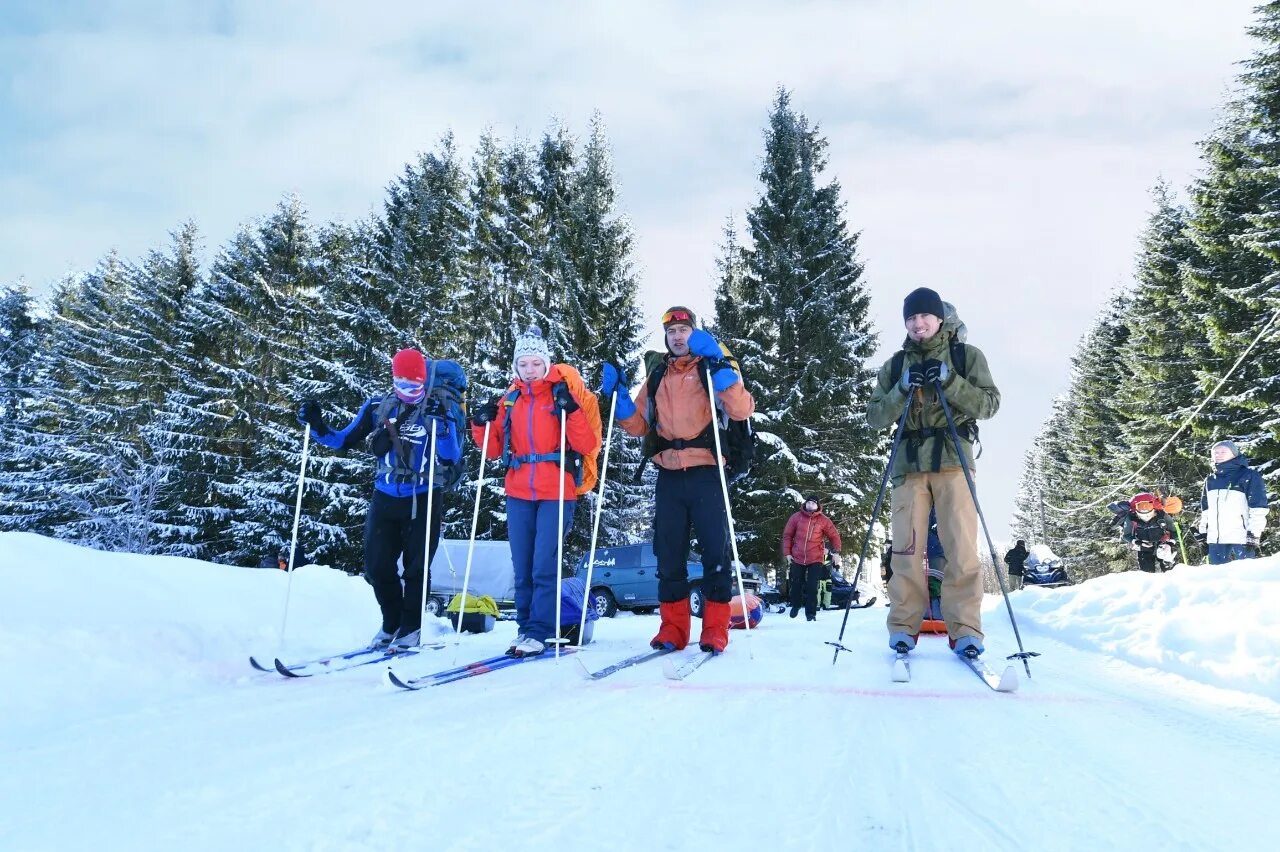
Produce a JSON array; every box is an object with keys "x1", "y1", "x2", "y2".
[{"x1": 575, "y1": 543, "x2": 759, "y2": 618}]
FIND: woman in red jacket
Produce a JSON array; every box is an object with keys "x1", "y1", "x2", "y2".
[
  {"x1": 781, "y1": 494, "x2": 843, "y2": 621},
  {"x1": 471, "y1": 326, "x2": 602, "y2": 656}
]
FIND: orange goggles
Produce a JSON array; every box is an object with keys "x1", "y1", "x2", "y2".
[
  {"x1": 1133, "y1": 500, "x2": 1156, "y2": 513},
  {"x1": 662, "y1": 309, "x2": 693, "y2": 325}
]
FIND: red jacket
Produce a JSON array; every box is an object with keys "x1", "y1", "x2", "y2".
[
  {"x1": 782, "y1": 510, "x2": 842, "y2": 564},
  {"x1": 472, "y1": 364, "x2": 602, "y2": 502}
]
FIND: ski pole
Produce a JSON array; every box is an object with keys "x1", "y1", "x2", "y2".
[
  {"x1": 577, "y1": 386, "x2": 618, "y2": 648},
  {"x1": 933, "y1": 378, "x2": 1039, "y2": 676},
  {"x1": 1172, "y1": 520, "x2": 1189, "y2": 566},
  {"x1": 551, "y1": 408, "x2": 569, "y2": 658},
  {"x1": 827, "y1": 399, "x2": 911, "y2": 664},
  {"x1": 417, "y1": 423, "x2": 439, "y2": 643},
  {"x1": 704, "y1": 363, "x2": 754, "y2": 657},
  {"x1": 454, "y1": 420, "x2": 492, "y2": 647},
  {"x1": 277, "y1": 423, "x2": 312, "y2": 657}
]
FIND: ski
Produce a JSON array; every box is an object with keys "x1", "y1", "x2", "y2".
[
  {"x1": 662, "y1": 650, "x2": 716, "y2": 681},
  {"x1": 851, "y1": 596, "x2": 878, "y2": 610},
  {"x1": 577, "y1": 648, "x2": 672, "y2": 680},
  {"x1": 387, "y1": 647, "x2": 575, "y2": 691},
  {"x1": 252, "y1": 643, "x2": 390, "y2": 675},
  {"x1": 891, "y1": 651, "x2": 911, "y2": 682},
  {"x1": 272, "y1": 642, "x2": 445, "y2": 679},
  {"x1": 960, "y1": 654, "x2": 1019, "y2": 693}
]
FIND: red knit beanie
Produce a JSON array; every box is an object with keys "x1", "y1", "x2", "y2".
[{"x1": 391, "y1": 349, "x2": 427, "y2": 382}]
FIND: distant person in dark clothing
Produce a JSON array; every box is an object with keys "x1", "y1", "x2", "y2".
[{"x1": 1004, "y1": 540, "x2": 1028, "y2": 590}]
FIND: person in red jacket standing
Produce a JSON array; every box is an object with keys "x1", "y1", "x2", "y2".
[
  {"x1": 471, "y1": 326, "x2": 602, "y2": 657},
  {"x1": 781, "y1": 494, "x2": 843, "y2": 621}
]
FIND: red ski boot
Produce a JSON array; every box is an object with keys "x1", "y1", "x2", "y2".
[
  {"x1": 650, "y1": 599, "x2": 691, "y2": 650},
  {"x1": 699, "y1": 600, "x2": 731, "y2": 654}
]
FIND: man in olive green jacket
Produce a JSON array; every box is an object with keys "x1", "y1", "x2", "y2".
[{"x1": 866, "y1": 287, "x2": 1000, "y2": 658}]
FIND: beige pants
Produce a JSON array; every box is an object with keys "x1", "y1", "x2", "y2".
[{"x1": 887, "y1": 470, "x2": 982, "y2": 641}]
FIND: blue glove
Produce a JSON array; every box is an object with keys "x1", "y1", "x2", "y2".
[
  {"x1": 687, "y1": 329, "x2": 723, "y2": 359},
  {"x1": 599, "y1": 364, "x2": 637, "y2": 419},
  {"x1": 433, "y1": 419, "x2": 462, "y2": 465},
  {"x1": 598, "y1": 363, "x2": 625, "y2": 396},
  {"x1": 710, "y1": 366, "x2": 739, "y2": 392}
]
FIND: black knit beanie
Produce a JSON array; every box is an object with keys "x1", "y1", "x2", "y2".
[{"x1": 903, "y1": 287, "x2": 945, "y2": 321}]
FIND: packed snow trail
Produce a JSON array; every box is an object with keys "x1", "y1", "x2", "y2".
[{"x1": 1, "y1": 532, "x2": 1277, "y2": 851}]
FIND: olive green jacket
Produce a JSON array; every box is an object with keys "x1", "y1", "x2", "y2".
[{"x1": 866, "y1": 320, "x2": 1000, "y2": 486}]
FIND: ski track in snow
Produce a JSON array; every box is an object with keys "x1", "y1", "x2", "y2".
[{"x1": 2, "y1": 533, "x2": 1278, "y2": 851}]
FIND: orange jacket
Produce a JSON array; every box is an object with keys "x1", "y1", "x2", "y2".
[
  {"x1": 782, "y1": 510, "x2": 842, "y2": 564},
  {"x1": 618, "y1": 354, "x2": 755, "y2": 471},
  {"x1": 472, "y1": 364, "x2": 602, "y2": 502}
]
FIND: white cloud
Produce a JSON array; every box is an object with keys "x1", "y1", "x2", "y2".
[{"x1": 0, "y1": 0, "x2": 1260, "y2": 536}]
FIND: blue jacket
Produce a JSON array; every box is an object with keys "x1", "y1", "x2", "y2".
[
  {"x1": 1199, "y1": 454, "x2": 1269, "y2": 544},
  {"x1": 315, "y1": 394, "x2": 462, "y2": 498}
]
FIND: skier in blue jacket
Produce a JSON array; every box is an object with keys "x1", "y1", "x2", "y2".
[
  {"x1": 1196, "y1": 440, "x2": 1269, "y2": 564},
  {"x1": 298, "y1": 348, "x2": 465, "y2": 649}
]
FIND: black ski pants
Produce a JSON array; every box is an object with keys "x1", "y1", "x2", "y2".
[
  {"x1": 653, "y1": 466, "x2": 734, "y2": 604},
  {"x1": 788, "y1": 562, "x2": 823, "y2": 618},
  {"x1": 363, "y1": 488, "x2": 444, "y2": 635}
]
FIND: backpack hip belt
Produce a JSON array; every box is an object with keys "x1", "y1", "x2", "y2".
[{"x1": 903, "y1": 423, "x2": 978, "y2": 472}]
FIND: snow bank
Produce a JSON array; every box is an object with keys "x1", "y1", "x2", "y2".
[
  {"x1": 0, "y1": 531, "x2": 373, "y2": 735},
  {"x1": 1016, "y1": 554, "x2": 1280, "y2": 702}
]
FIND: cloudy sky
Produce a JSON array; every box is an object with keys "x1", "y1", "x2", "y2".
[{"x1": 0, "y1": 0, "x2": 1260, "y2": 540}]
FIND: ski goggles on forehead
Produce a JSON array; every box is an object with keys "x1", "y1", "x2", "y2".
[
  {"x1": 393, "y1": 378, "x2": 425, "y2": 394},
  {"x1": 662, "y1": 309, "x2": 693, "y2": 325}
]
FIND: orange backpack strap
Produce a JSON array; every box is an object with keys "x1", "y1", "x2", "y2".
[{"x1": 553, "y1": 364, "x2": 603, "y2": 495}]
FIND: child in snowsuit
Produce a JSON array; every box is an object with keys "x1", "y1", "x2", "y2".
[
  {"x1": 1197, "y1": 440, "x2": 1269, "y2": 564},
  {"x1": 1121, "y1": 492, "x2": 1176, "y2": 573},
  {"x1": 471, "y1": 326, "x2": 602, "y2": 657}
]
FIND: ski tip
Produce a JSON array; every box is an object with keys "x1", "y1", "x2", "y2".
[
  {"x1": 997, "y1": 665, "x2": 1019, "y2": 693},
  {"x1": 661, "y1": 658, "x2": 681, "y2": 680},
  {"x1": 574, "y1": 655, "x2": 596, "y2": 679},
  {"x1": 249, "y1": 656, "x2": 272, "y2": 672},
  {"x1": 273, "y1": 658, "x2": 306, "y2": 678},
  {"x1": 386, "y1": 669, "x2": 418, "y2": 690}
]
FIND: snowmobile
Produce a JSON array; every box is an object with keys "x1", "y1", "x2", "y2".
[{"x1": 1023, "y1": 544, "x2": 1072, "y2": 587}]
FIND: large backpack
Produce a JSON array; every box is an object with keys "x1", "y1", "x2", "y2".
[
  {"x1": 498, "y1": 363, "x2": 602, "y2": 497},
  {"x1": 374, "y1": 358, "x2": 469, "y2": 491},
  {"x1": 634, "y1": 347, "x2": 756, "y2": 484}
]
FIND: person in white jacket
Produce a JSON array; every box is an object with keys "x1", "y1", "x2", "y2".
[{"x1": 1196, "y1": 440, "x2": 1269, "y2": 564}]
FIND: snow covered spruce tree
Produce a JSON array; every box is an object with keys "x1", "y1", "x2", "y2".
[
  {"x1": 1181, "y1": 3, "x2": 1280, "y2": 500},
  {"x1": 713, "y1": 89, "x2": 880, "y2": 568},
  {"x1": 172, "y1": 198, "x2": 328, "y2": 565},
  {"x1": 0, "y1": 283, "x2": 49, "y2": 531},
  {"x1": 1115, "y1": 185, "x2": 1211, "y2": 517},
  {"x1": 557, "y1": 115, "x2": 647, "y2": 553}
]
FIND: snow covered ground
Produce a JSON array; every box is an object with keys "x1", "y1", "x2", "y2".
[{"x1": 2, "y1": 530, "x2": 1278, "y2": 851}]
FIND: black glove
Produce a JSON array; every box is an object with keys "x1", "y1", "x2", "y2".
[
  {"x1": 905, "y1": 363, "x2": 927, "y2": 389},
  {"x1": 421, "y1": 396, "x2": 445, "y2": 418},
  {"x1": 921, "y1": 359, "x2": 950, "y2": 385},
  {"x1": 297, "y1": 400, "x2": 330, "y2": 436},
  {"x1": 369, "y1": 425, "x2": 394, "y2": 456},
  {"x1": 551, "y1": 381, "x2": 579, "y2": 414},
  {"x1": 471, "y1": 399, "x2": 500, "y2": 427}
]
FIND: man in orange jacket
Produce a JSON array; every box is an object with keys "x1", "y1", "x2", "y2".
[
  {"x1": 600, "y1": 306, "x2": 755, "y2": 654},
  {"x1": 781, "y1": 494, "x2": 843, "y2": 621}
]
